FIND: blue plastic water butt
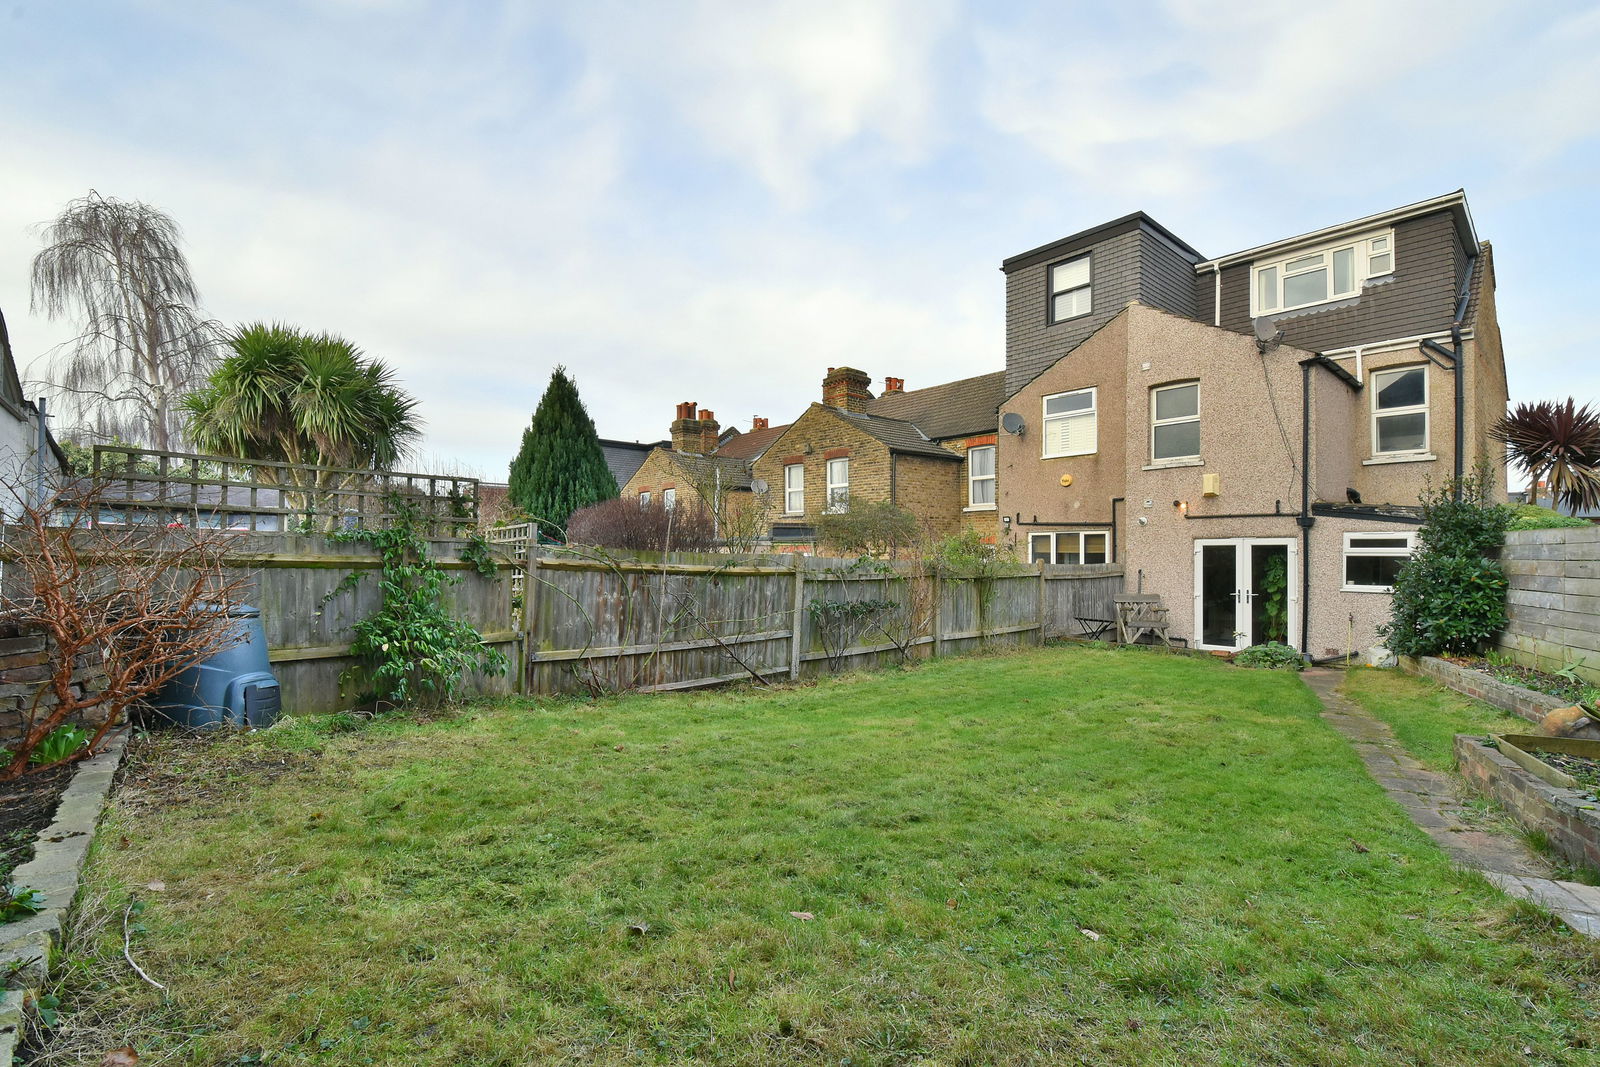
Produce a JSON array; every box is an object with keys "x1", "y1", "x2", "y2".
[{"x1": 150, "y1": 604, "x2": 282, "y2": 728}]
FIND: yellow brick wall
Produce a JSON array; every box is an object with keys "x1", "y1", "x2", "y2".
[
  {"x1": 937, "y1": 434, "x2": 1003, "y2": 542},
  {"x1": 618, "y1": 449, "x2": 712, "y2": 513}
]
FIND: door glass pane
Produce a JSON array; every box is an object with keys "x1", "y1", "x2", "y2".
[
  {"x1": 1153, "y1": 420, "x2": 1200, "y2": 460},
  {"x1": 1376, "y1": 412, "x2": 1427, "y2": 453},
  {"x1": 1201, "y1": 545, "x2": 1239, "y2": 648},
  {"x1": 1283, "y1": 267, "x2": 1327, "y2": 306},
  {"x1": 1250, "y1": 544, "x2": 1289, "y2": 646},
  {"x1": 1332, "y1": 247, "x2": 1354, "y2": 294}
]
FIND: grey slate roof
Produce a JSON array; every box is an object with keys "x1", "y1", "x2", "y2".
[
  {"x1": 599, "y1": 438, "x2": 665, "y2": 491},
  {"x1": 864, "y1": 370, "x2": 1005, "y2": 441},
  {"x1": 828, "y1": 408, "x2": 961, "y2": 460},
  {"x1": 668, "y1": 451, "x2": 756, "y2": 490}
]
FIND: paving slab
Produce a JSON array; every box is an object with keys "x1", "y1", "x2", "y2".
[{"x1": 1300, "y1": 668, "x2": 1600, "y2": 938}]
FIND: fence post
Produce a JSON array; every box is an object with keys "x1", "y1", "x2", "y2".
[
  {"x1": 789, "y1": 554, "x2": 805, "y2": 680},
  {"x1": 930, "y1": 565, "x2": 942, "y2": 660},
  {"x1": 523, "y1": 542, "x2": 541, "y2": 695},
  {"x1": 1036, "y1": 561, "x2": 1047, "y2": 645}
]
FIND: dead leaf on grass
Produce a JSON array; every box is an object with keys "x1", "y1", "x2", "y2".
[
  {"x1": 101, "y1": 1048, "x2": 140, "y2": 1066},
  {"x1": 946, "y1": 899, "x2": 958, "y2": 909},
  {"x1": 1079, "y1": 928, "x2": 1101, "y2": 941},
  {"x1": 145, "y1": 881, "x2": 165, "y2": 892},
  {"x1": 628, "y1": 922, "x2": 650, "y2": 936},
  {"x1": 1348, "y1": 838, "x2": 1370, "y2": 854},
  {"x1": 788, "y1": 911, "x2": 814, "y2": 921}
]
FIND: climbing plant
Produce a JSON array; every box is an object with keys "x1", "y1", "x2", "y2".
[{"x1": 327, "y1": 501, "x2": 507, "y2": 707}]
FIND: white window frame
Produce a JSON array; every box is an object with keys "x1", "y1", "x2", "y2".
[
  {"x1": 1250, "y1": 229, "x2": 1395, "y2": 316},
  {"x1": 1047, "y1": 253, "x2": 1092, "y2": 324},
  {"x1": 1041, "y1": 387, "x2": 1097, "y2": 459},
  {"x1": 1341, "y1": 531, "x2": 1417, "y2": 592},
  {"x1": 1028, "y1": 530, "x2": 1110, "y2": 566},
  {"x1": 662, "y1": 488, "x2": 676, "y2": 511},
  {"x1": 967, "y1": 445, "x2": 996, "y2": 508},
  {"x1": 638, "y1": 491, "x2": 651, "y2": 507},
  {"x1": 1370, "y1": 364, "x2": 1430, "y2": 457},
  {"x1": 825, "y1": 457, "x2": 849, "y2": 514},
  {"x1": 1150, "y1": 382, "x2": 1200, "y2": 463},
  {"x1": 783, "y1": 463, "x2": 804, "y2": 515}
]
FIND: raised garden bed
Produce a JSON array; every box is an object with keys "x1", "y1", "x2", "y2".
[
  {"x1": 0, "y1": 766, "x2": 74, "y2": 886},
  {"x1": 1456, "y1": 733, "x2": 1600, "y2": 874},
  {"x1": 1400, "y1": 656, "x2": 1572, "y2": 725},
  {"x1": 1449, "y1": 657, "x2": 1597, "y2": 709}
]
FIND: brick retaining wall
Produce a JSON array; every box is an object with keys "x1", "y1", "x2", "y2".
[
  {"x1": 1399, "y1": 655, "x2": 1567, "y2": 725},
  {"x1": 1455, "y1": 735, "x2": 1600, "y2": 874},
  {"x1": 0, "y1": 617, "x2": 106, "y2": 749}
]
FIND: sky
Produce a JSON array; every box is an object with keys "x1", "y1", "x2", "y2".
[{"x1": 2, "y1": 0, "x2": 1598, "y2": 480}]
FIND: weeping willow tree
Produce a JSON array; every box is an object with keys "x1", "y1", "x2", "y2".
[
  {"x1": 183, "y1": 323, "x2": 422, "y2": 527},
  {"x1": 29, "y1": 191, "x2": 219, "y2": 450}
]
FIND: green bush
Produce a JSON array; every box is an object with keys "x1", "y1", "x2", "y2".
[
  {"x1": 1381, "y1": 470, "x2": 1512, "y2": 658},
  {"x1": 1234, "y1": 642, "x2": 1305, "y2": 670},
  {"x1": 1502, "y1": 503, "x2": 1591, "y2": 530}
]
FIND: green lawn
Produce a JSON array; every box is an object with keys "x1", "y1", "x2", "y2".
[
  {"x1": 1340, "y1": 666, "x2": 1532, "y2": 772},
  {"x1": 39, "y1": 648, "x2": 1600, "y2": 1065}
]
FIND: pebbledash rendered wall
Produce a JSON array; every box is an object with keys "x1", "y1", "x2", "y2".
[{"x1": 1495, "y1": 526, "x2": 1600, "y2": 686}]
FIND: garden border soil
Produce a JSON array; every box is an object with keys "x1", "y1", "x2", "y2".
[
  {"x1": 0, "y1": 734, "x2": 127, "y2": 1067},
  {"x1": 1400, "y1": 655, "x2": 1569, "y2": 724}
]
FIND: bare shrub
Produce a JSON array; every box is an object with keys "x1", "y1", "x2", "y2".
[{"x1": 565, "y1": 497, "x2": 718, "y2": 552}]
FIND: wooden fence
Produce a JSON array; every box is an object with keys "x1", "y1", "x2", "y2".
[
  {"x1": 523, "y1": 549, "x2": 1125, "y2": 696},
  {"x1": 229, "y1": 534, "x2": 519, "y2": 713},
  {"x1": 1496, "y1": 526, "x2": 1600, "y2": 685}
]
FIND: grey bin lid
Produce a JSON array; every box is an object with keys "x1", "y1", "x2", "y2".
[{"x1": 197, "y1": 603, "x2": 261, "y2": 618}]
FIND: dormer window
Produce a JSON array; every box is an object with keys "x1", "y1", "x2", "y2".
[
  {"x1": 1048, "y1": 253, "x2": 1092, "y2": 323},
  {"x1": 1251, "y1": 230, "x2": 1394, "y2": 316}
]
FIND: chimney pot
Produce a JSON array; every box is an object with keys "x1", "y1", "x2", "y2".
[
  {"x1": 699, "y1": 409, "x2": 715, "y2": 422},
  {"x1": 753, "y1": 416, "x2": 769, "y2": 431},
  {"x1": 884, "y1": 377, "x2": 904, "y2": 394}
]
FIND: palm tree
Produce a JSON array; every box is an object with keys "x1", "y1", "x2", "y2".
[
  {"x1": 1490, "y1": 398, "x2": 1600, "y2": 512},
  {"x1": 183, "y1": 323, "x2": 421, "y2": 526}
]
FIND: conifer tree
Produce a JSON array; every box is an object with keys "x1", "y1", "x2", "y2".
[{"x1": 508, "y1": 366, "x2": 617, "y2": 540}]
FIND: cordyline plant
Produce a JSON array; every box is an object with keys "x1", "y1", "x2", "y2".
[
  {"x1": 1490, "y1": 398, "x2": 1600, "y2": 512},
  {"x1": 0, "y1": 477, "x2": 249, "y2": 779}
]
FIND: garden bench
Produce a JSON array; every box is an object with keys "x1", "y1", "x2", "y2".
[{"x1": 1114, "y1": 594, "x2": 1175, "y2": 648}]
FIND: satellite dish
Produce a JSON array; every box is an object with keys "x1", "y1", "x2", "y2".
[
  {"x1": 750, "y1": 478, "x2": 769, "y2": 494},
  {"x1": 1252, "y1": 316, "x2": 1283, "y2": 346},
  {"x1": 1001, "y1": 412, "x2": 1026, "y2": 436}
]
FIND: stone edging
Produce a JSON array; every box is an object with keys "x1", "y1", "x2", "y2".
[
  {"x1": 1399, "y1": 655, "x2": 1568, "y2": 725},
  {"x1": 0, "y1": 734, "x2": 128, "y2": 1066},
  {"x1": 1455, "y1": 734, "x2": 1600, "y2": 874}
]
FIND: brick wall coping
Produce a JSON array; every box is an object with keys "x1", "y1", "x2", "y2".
[
  {"x1": 1399, "y1": 655, "x2": 1569, "y2": 726},
  {"x1": 1455, "y1": 734, "x2": 1600, "y2": 875}
]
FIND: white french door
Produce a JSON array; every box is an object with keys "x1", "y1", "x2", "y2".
[{"x1": 1192, "y1": 538, "x2": 1299, "y2": 651}]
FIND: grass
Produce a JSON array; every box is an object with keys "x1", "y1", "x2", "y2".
[
  {"x1": 1339, "y1": 667, "x2": 1533, "y2": 773},
  {"x1": 34, "y1": 647, "x2": 1600, "y2": 1065}
]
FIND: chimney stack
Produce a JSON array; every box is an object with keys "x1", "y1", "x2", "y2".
[
  {"x1": 883, "y1": 377, "x2": 904, "y2": 394},
  {"x1": 698, "y1": 409, "x2": 720, "y2": 454},
  {"x1": 752, "y1": 417, "x2": 769, "y2": 431},
  {"x1": 822, "y1": 366, "x2": 873, "y2": 413},
  {"x1": 671, "y1": 401, "x2": 701, "y2": 452}
]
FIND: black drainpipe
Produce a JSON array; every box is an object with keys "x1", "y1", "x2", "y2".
[{"x1": 1298, "y1": 361, "x2": 1315, "y2": 654}]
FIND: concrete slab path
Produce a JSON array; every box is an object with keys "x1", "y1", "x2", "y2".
[{"x1": 1302, "y1": 667, "x2": 1600, "y2": 939}]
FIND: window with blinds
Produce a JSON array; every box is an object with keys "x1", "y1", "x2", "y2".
[{"x1": 1042, "y1": 387, "x2": 1096, "y2": 458}]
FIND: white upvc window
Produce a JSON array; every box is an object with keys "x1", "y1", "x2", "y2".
[
  {"x1": 825, "y1": 457, "x2": 849, "y2": 513},
  {"x1": 1042, "y1": 387, "x2": 1097, "y2": 458},
  {"x1": 1151, "y1": 382, "x2": 1200, "y2": 462},
  {"x1": 638, "y1": 491, "x2": 651, "y2": 507},
  {"x1": 1342, "y1": 532, "x2": 1416, "y2": 592},
  {"x1": 1048, "y1": 253, "x2": 1091, "y2": 323},
  {"x1": 662, "y1": 488, "x2": 676, "y2": 511},
  {"x1": 1028, "y1": 531, "x2": 1109, "y2": 565},
  {"x1": 1251, "y1": 230, "x2": 1395, "y2": 316},
  {"x1": 783, "y1": 463, "x2": 804, "y2": 515},
  {"x1": 1371, "y1": 365, "x2": 1429, "y2": 456},
  {"x1": 967, "y1": 445, "x2": 995, "y2": 507}
]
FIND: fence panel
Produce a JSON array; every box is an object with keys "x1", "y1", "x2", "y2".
[
  {"x1": 1041, "y1": 564, "x2": 1125, "y2": 639},
  {"x1": 1497, "y1": 527, "x2": 1600, "y2": 684}
]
